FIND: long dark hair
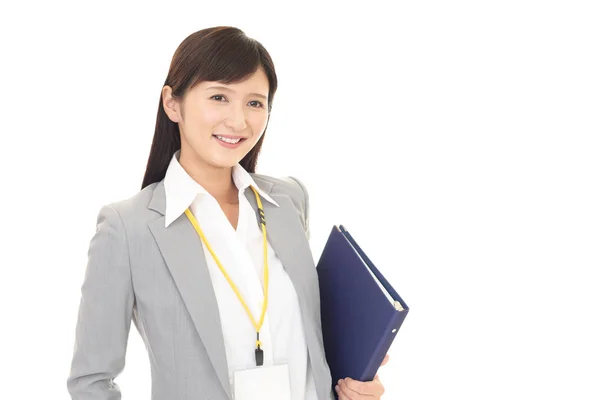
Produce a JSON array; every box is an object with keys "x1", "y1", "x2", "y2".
[{"x1": 141, "y1": 26, "x2": 278, "y2": 190}]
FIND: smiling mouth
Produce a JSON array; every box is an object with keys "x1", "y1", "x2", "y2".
[
  {"x1": 213, "y1": 134, "x2": 246, "y2": 146},
  {"x1": 213, "y1": 135, "x2": 246, "y2": 144}
]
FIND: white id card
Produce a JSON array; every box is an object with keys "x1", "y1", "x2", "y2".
[{"x1": 233, "y1": 363, "x2": 291, "y2": 400}]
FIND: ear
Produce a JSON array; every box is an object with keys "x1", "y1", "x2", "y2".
[{"x1": 162, "y1": 85, "x2": 182, "y2": 123}]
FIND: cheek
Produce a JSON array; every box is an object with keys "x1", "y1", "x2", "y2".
[
  {"x1": 250, "y1": 114, "x2": 268, "y2": 134},
  {"x1": 200, "y1": 107, "x2": 223, "y2": 126},
  {"x1": 181, "y1": 104, "x2": 222, "y2": 132}
]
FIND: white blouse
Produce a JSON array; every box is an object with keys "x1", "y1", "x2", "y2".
[{"x1": 163, "y1": 150, "x2": 318, "y2": 400}]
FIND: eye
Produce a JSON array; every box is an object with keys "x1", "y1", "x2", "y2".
[
  {"x1": 211, "y1": 95, "x2": 227, "y2": 102},
  {"x1": 211, "y1": 95, "x2": 264, "y2": 109}
]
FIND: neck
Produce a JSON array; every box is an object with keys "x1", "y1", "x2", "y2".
[{"x1": 178, "y1": 148, "x2": 239, "y2": 204}]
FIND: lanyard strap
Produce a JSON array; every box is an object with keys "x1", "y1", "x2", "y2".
[{"x1": 184, "y1": 185, "x2": 268, "y2": 366}]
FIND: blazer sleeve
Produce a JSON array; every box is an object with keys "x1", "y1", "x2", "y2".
[
  {"x1": 67, "y1": 204, "x2": 135, "y2": 399},
  {"x1": 287, "y1": 176, "x2": 310, "y2": 241}
]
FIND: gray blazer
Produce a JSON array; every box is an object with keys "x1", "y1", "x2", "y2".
[{"x1": 67, "y1": 174, "x2": 335, "y2": 400}]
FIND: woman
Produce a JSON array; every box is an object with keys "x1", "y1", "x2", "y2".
[{"x1": 66, "y1": 26, "x2": 388, "y2": 400}]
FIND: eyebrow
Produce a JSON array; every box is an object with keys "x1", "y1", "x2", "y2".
[{"x1": 205, "y1": 85, "x2": 268, "y2": 100}]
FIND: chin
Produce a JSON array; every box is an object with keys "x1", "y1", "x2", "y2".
[{"x1": 207, "y1": 157, "x2": 244, "y2": 169}]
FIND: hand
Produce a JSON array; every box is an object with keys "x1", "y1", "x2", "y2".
[{"x1": 335, "y1": 354, "x2": 389, "y2": 399}]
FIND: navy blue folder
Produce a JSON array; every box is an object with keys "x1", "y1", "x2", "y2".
[{"x1": 316, "y1": 225, "x2": 409, "y2": 395}]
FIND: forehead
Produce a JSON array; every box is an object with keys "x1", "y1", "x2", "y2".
[{"x1": 195, "y1": 68, "x2": 269, "y2": 95}]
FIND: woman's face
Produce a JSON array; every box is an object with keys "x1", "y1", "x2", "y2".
[{"x1": 163, "y1": 67, "x2": 270, "y2": 169}]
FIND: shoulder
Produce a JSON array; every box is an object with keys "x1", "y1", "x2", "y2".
[
  {"x1": 251, "y1": 173, "x2": 310, "y2": 239},
  {"x1": 106, "y1": 182, "x2": 160, "y2": 220},
  {"x1": 251, "y1": 173, "x2": 309, "y2": 212},
  {"x1": 91, "y1": 183, "x2": 161, "y2": 239},
  {"x1": 251, "y1": 173, "x2": 307, "y2": 201}
]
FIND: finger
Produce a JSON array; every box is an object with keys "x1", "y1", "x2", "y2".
[
  {"x1": 335, "y1": 382, "x2": 353, "y2": 400},
  {"x1": 344, "y1": 377, "x2": 385, "y2": 398},
  {"x1": 338, "y1": 378, "x2": 363, "y2": 400},
  {"x1": 381, "y1": 354, "x2": 390, "y2": 366}
]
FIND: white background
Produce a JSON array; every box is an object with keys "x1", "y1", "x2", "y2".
[{"x1": 1, "y1": 1, "x2": 599, "y2": 399}]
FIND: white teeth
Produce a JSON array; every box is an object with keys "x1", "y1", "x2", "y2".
[{"x1": 215, "y1": 135, "x2": 241, "y2": 144}]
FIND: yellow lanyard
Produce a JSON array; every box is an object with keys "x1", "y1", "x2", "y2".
[{"x1": 184, "y1": 185, "x2": 268, "y2": 366}]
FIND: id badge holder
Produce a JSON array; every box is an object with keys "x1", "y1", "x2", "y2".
[{"x1": 233, "y1": 363, "x2": 291, "y2": 400}]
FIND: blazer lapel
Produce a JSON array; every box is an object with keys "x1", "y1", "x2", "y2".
[
  {"x1": 244, "y1": 185, "x2": 329, "y2": 400},
  {"x1": 244, "y1": 187, "x2": 314, "y2": 308},
  {"x1": 147, "y1": 181, "x2": 233, "y2": 400}
]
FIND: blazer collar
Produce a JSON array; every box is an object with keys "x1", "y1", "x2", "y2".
[
  {"x1": 160, "y1": 151, "x2": 279, "y2": 227},
  {"x1": 148, "y1": 176, "x2": 275, "y2": 217}
]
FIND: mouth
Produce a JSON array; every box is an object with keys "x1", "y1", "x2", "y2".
[{"x1": 212, "y1": 134, "x2": 247, "y2": 148}]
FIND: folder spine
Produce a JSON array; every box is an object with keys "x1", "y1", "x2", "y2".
[{"x1": 361, "y1": 311, "x2": 407, "y2": 382}]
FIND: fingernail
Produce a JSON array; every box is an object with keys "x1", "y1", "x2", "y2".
[{"x1": 335, "y1": 385, "x2": 339, "y2": 391}]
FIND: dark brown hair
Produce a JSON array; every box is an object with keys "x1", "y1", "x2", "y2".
[{"x1": 141, "y1": 26, "x2": 278, "y2": 190}]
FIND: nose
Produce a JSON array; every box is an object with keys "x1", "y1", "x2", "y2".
[{"x1": 223, "y1": 103, "x2": 248, "y2": 132}]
